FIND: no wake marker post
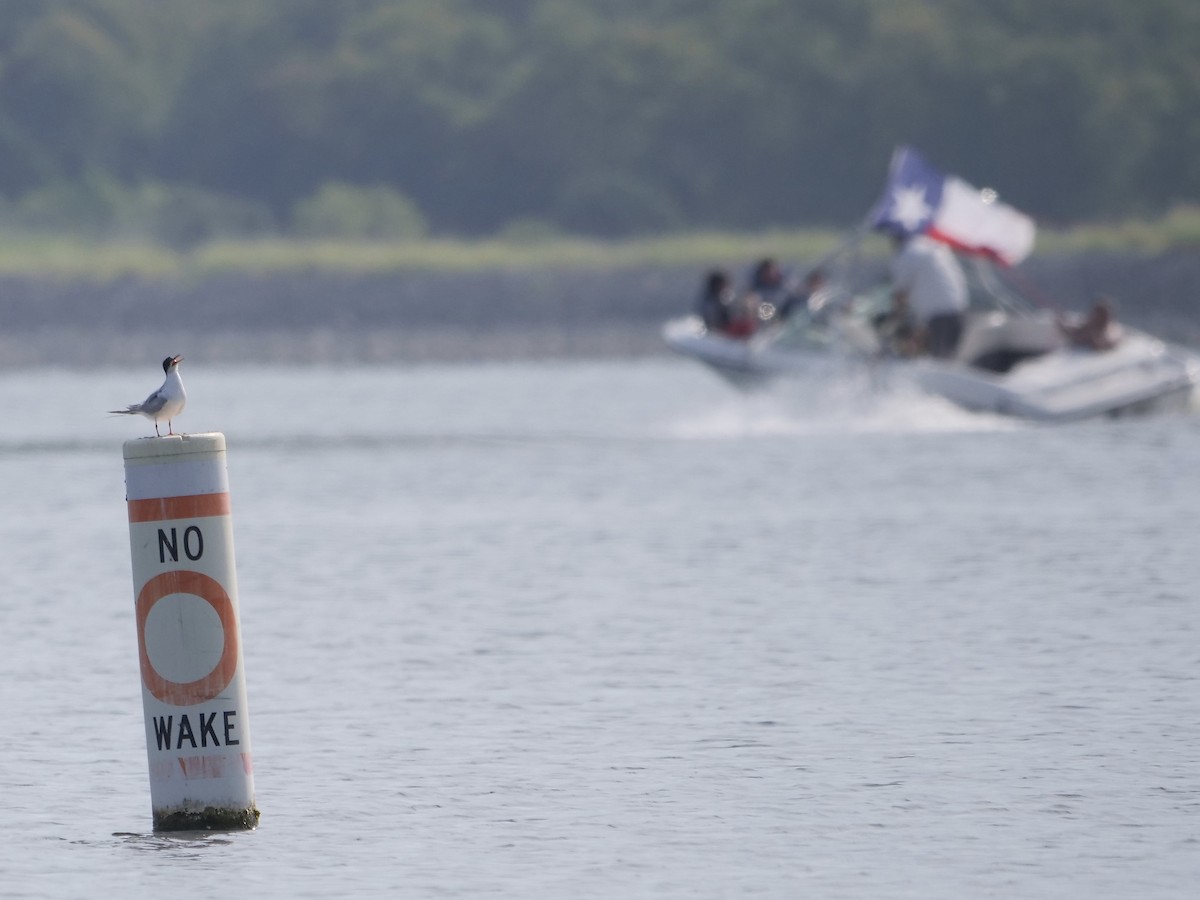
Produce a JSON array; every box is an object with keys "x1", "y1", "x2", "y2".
[{"x1": 123, "y1": 432, "x2": 259, "y2": 831}]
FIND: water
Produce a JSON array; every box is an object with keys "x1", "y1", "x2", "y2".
[{"x1": 2, "y1": 358, "x2": 1198, "y2": 898}]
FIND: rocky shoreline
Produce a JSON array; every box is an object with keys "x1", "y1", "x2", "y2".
[{"x1": 0, "y1": 251, "x2": 1196, "y2": 366}]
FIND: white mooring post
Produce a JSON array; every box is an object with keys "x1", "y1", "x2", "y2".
[{"x1": 122, "y1": 433, "x2": 259, "y2": 832}]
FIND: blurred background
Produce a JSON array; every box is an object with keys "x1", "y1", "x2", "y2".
[
  {"x1": 0, "y1": 0, "x2": 1198, "y2": 363},
  {"x1": 5, "y1": 6, "x2": 1200, "y2": 896}
]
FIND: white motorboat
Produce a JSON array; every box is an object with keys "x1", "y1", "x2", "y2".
[
  {"x1": 906, "y1": 310, "x2": 1199, "y2": 421},
  {"x1": 664, "y1": 273, "x2": 1200, "y2": 423},
  {"x1": 661, "y1": 314, "x2": 839, "y2": 389},
  {"x1": 665, "y1": 145, "x2": 1200, "y2": 422}
]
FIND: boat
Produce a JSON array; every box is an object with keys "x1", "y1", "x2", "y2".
[
  {"x1": 664, "y1": 148, "x2": 1200, "y2": 422},
  {"x1": 903, "y1": 312, "x2": 1199, "y2": 422},
  {"x1": 665, "y1": 262, "x2": 1200, "y2": 421},
  {"x1": 661, "y1": 313, "x2": 845, "y2": 390}
]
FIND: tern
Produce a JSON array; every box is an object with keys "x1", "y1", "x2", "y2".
[{"x1": 109, "y1": 355, "x2": 187, "y2": 436}]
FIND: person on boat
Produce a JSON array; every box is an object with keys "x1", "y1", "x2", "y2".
[
  {"x1": 745, "y1": 257, "x2": 789, "y2": 321},
  {"x1": 723, "y1": 290, "x2": 761, "y2": 339},
  {"x1": 748, "y1": 256, "x2": 784, "y2": 293},
  {"x1": 697, "y1": 268, "x2": 735, "y2": 332},
  {"x1": 694, "y1": 267, "x2": 758, "y2": 339},
  {"x1": 1058, "y1": 297, "x2": 1120, "y2": 351},
  {"x1": 776, "y1": 268, "x2": 827, "y2": 322},
  {"x1": 886, "y1": 231, "x2": 968, "y2": 358}
]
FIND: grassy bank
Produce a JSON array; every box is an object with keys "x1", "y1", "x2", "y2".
[{"x1": 0, "y1": 206, "x2": 1198, "y2": 280}]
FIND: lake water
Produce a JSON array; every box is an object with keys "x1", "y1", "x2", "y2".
[{"x1": 1, "y1": 358, "x2": 1198, "y2": 899}]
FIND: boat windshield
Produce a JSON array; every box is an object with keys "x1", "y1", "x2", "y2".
[{"x1": 757, "y1": 248, "x2": 1049, "y2": 363}]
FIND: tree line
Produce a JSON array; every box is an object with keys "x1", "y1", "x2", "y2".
[{"x1": 0, "y1": 0, "x2": 1196, "y2": 243}]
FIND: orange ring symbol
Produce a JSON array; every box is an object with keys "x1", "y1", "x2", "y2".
[{"x1": 136, "y1": 570, "x2": 239, "y2": 706}]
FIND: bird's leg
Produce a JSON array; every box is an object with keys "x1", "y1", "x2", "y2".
[
  {"x1": 155, "y1": 421, "x2": 162, "y2": 437},
  {"x1": 168, "y1": 420, "x2": 174, "y2": 435}
]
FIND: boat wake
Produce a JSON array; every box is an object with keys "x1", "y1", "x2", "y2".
[{"x1": 664, "y1": 369, "x2": 1019, "y2": 439}]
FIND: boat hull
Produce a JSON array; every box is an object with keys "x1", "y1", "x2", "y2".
[
  {"x1": 661, "y1": 315, "x2": 828, "y2": 389},
  {"x1": 909, "y1": 332, "x2": 1198, "y2": 422},
  {"x1": 664, "y1": 316, "x2": 1199, "y2": 422}
]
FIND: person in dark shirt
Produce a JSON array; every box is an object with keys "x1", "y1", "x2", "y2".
[
  {"x1": 1058, "y1": 297, "x2": 1120, "y2": 351},
  {"x1": 697, "y1": 268, "x2": 735, "y2": 332}
]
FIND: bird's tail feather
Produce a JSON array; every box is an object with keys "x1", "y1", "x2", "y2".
[{"x1": 107, "y1": 407, "x2": 139, "y2": 415}]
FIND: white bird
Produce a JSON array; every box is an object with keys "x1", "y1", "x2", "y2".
[{"x1": 109, "y1": 355, "x2": 187, "y2": 436}]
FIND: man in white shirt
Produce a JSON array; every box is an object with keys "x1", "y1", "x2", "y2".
[{"x1": 889, "y1": 233, "x2": 968, "y2": 358}]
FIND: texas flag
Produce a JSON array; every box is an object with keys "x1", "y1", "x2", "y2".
[{"x1": 870, "y1": 146, "x2": 1036, "y2": 266}]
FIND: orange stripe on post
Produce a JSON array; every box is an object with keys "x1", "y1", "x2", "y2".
[{"x1": 128, "y1": 492, "x2": 231, "y2": 523}]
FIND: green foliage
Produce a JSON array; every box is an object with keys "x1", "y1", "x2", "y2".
[
  {"x1": 0, "y1": 0, "x2": 1198, "y2": 238},
  {"x1": 0, "y1": 172, "x2": 274, "y2": 247},
  {"x1": 0, "y1": 217, "x2": 1194, "y2": 281},
  {"x1": 555, "y1": 173, "x2": 684, "y2": 237},
  {"x1": 1038, "y1": 204, "x2": 1200, "y2": 255},
  {"x1": 290, "y1": 182, "x2": 428, "y2": 240}
]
